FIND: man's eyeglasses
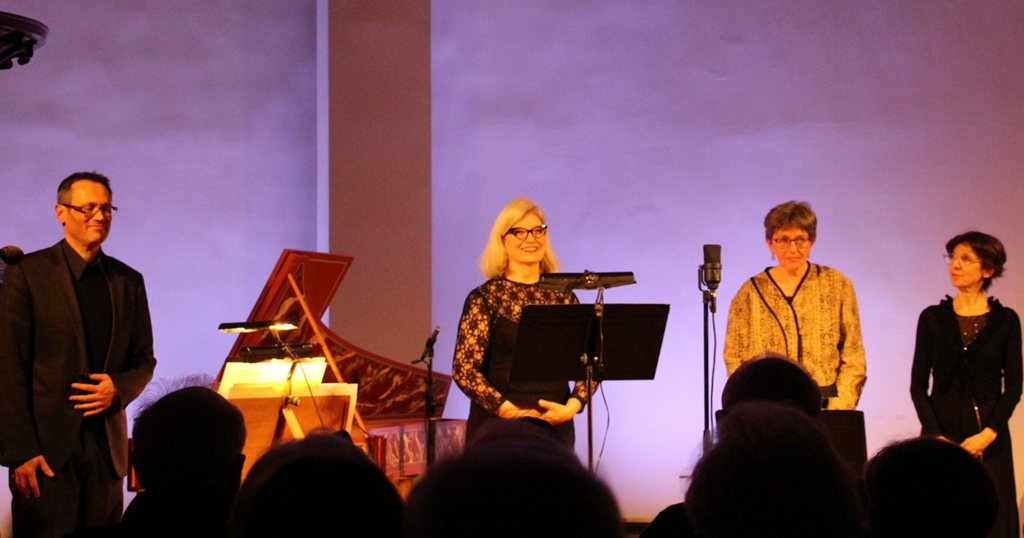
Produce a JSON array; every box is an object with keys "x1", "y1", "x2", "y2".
[
  {"x1": 504, "y1": 225, "x2": 548, "y2": 241},
  {"x1": 772, "y1": 236, "x2": 810, "y2": 249},
  {"x1": 60, "y1": 203, "x2": 118, "y2": 219},
  {"x1": 944, "y1": 254, "x2": 981, "y2": 266}
]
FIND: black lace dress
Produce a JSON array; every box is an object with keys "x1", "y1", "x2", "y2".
[{"x1": 453, "y1": 278, "x2": 591, "y2": 445}]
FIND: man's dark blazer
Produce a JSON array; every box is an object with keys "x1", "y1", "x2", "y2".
[{"x1": 0, "y1": 241, "x2": 156, "y2": 477}]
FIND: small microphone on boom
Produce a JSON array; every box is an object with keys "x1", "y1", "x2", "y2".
[
  {"x1": 416, "y1": 326, "x2": 441, "y2": 363},
  {"x1": 0, "y1": 245, "x2": 24, "y2": 265}
]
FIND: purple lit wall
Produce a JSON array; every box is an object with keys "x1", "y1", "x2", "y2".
[
  {"x1": 0, "y1": 1, "x2": 317, "y2": 532},
  {"x1": 1, "y1": 0, "x2": 1023, "y2": 531},
  {"x1": 430, "y1": 1, "x2": 1024, "y2": 522}
]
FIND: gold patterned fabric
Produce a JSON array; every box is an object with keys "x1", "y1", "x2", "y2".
[{"x1": 723, "y1": 263, "x2": 866, "y2": 410}]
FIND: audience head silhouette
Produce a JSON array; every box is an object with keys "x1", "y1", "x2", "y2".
[
  {"x1": 641, "y1": 355, "x2": 826, "y2": 538},
  {"x1": 685, "y1": 401, "x2": 862, "y2": 538},
  {"x1": 863, "y1": 436, "x2": 998, "y2": 538},
  {"x1": 721, "y1": 352, "x2": 822, "y2": 418},
  {"x1": 468, "y1": 415, "x2": 570, "y2": 450},
  {"x1": 62, "y1": 384, "x2": 251, "y2": 538},
  {"x1": 404, "y1": 419, "x2": 624, "y2": 538},
  {"x1": 132, "y1": 385, "x2": 247, "y2": 494},
  {"x1": 228, "y1": 431, "x2": 402, "y2": 538}
]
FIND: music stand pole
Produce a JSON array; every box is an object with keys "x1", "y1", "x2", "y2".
[
  {"x1": 585, "y1": 349, "x2": 595, "y2": 471},
  {"x1": 585, "y1": 289, "x2": 606, "y2": 471}
]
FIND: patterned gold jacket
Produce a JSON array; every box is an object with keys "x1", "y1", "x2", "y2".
[{"x1": 723, "y1": 263, "x2": 866, "y2": 410}]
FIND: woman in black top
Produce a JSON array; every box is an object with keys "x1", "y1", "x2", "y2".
[
  {"x1": 452, "y1": 197, "x2": 591, "y2": 445},
  {"x1": 911, "y1": 231, "x2": 1022, "y2": 538}
]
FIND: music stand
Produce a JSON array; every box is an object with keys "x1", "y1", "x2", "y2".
[
  {"x1": 538, "y1": 271, "x2": 637, "y2": 291},
  {"x1": 511, "y1": 302, "x2": 669, "y2": 470}
]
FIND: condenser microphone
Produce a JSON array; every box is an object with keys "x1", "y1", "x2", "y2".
[
  {"x1": 0, "y1": 245, "x2": 24, "y2": 265},
  {"x1": 702, "y1": 244, "x2": 721, "y2": 290}
]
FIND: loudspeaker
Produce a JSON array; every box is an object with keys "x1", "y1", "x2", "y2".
[{"x1": 819, "y1": 410, "x2": 868, "y2": 474}]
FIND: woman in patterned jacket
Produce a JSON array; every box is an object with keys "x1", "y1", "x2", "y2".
[{"x1": 723, "y1": 201, "x2": 866, "y2": 410}]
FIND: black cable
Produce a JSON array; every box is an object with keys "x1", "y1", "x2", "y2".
[
  {"x1": 595, "y1": 381, "x2": 611, "y2": 473},
  {"x1": 710, "y1": 307, "x2": 718, "y2": 432}
]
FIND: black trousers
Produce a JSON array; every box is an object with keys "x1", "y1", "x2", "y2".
[{"x1": 9, "y1": 429, "x2": 123, "y2": 538}]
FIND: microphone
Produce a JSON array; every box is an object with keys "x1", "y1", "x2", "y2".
[
  {"x1": 416, "y1": 326, "x2": 441, "y2": 363},
  {"x1": 425, "y1": 326, "x2": 440, "y2": 349},
  {"x1": 700, "y1": 244, "x2": 722, "y2": 313},
  {"x1": 702, "y1": 244, "x2": 721, "y2": 290},
  {"x1": 0, "y1": 245, "x2": 24, "y2": 265}
]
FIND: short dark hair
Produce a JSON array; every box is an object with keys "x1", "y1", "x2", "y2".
[
  {"x1": 405, "y1": 433, "x2": 623, "y2": 537},
  {"x1": 764, "y1": 201, "x2": 817, "y2": 241},
  {"x1": 946, "y1": 231, "x2": 1006, "y2": 292},
  {"x1": 57, "y1": 172, "x2": 112, "y2": 203},
  {"x1": 229, "y1": 432, "x2": 403, "y2": 538},
  {"x1": 863, "y1": 437, "x2": 998, "y2": 538},
  {"x1": 131, "y1": 386, "x2": 246, "y2": 491},
  {"x1": 686, "y1": 401, "x2": 862, "y2": 538},
  {"x1": 722, "y1": 353, "x2": 823, "y2": 418}
]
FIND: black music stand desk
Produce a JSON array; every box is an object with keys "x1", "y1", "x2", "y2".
[
  {"x1": 510, "y1": 303, "x2": 670, "y2": 468},
  {"x1": 511, "y1": 303, "x2": 669, "y2": 383}
]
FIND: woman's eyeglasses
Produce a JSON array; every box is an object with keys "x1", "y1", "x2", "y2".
[
  {"x1": 504, "y1": 225, "x2": 547, "y2": 241},
  {"x1": 944, "y1": 254, "x2": 980, "y2": 266},
  {"x1": 771, "y1": 236, "x2": 809, "y2": 249}
]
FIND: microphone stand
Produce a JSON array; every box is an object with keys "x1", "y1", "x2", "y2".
[
  {"x1": 413, "y1": 328, "x2": 440, "y2": 466},
  {"x1": 698, "y1": 267, "x2": 717, "y2": 456}
]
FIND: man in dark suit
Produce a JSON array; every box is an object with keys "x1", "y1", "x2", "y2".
[{"x1": 0, "y1": 172, "x2": 157, "y2": 538}]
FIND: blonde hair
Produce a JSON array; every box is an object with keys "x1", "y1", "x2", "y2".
[{"x1": 479, "y1": 197, "x2": 561, "y2": 279}]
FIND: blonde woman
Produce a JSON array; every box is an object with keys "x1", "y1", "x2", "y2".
[{"x1": 452, "y1": 197, "x2": 590, "y2": 445}]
